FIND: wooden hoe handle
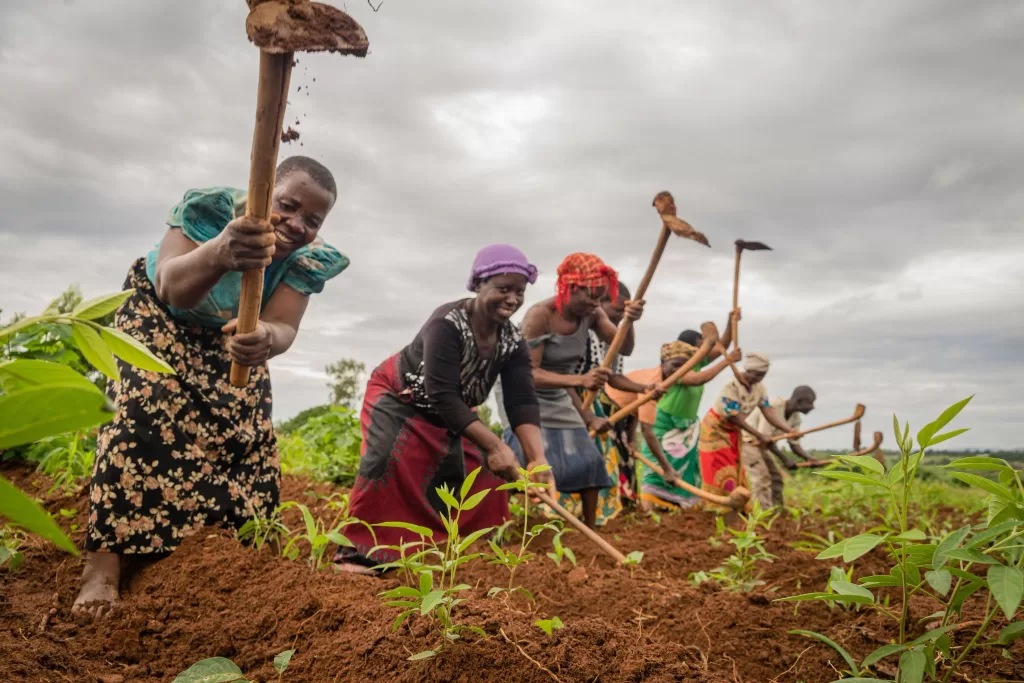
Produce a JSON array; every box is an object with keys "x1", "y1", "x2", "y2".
[
  {"x1": 536, "y1": 491, "x2": 627, "y2": 564},
  {"x1": 795, "y1": 430, "x2": 883, "y2": 468},
  {"x1": 769, "y1": 404, "x2": 866, "y2": 443},
  {"x1": 631, "y1": 451, "x2": 749, "y2": 511},
  {"x1": 230, "y1": 50, "x2": 294, "y2": 388},
  {"x1": 588, "y1": 335, "x2": 716, "y2": 437}
]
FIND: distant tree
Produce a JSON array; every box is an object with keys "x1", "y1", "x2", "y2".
[
  {"x1": 276, "y1": 404, "x2": 333, "y2": 435},
  {"x1": 326, "y1": 358, "x2": 366, "y2": 409},
  {"x1": 476, "y1": 403, "x2": 504, "y2": 437}
]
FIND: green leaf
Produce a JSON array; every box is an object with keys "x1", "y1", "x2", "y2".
[
  {"x1": 933, "y1": 525, "x2": 972, "y2": 570},
  {"x1": 788, "y1": 629, "x2": 859, "y2": 675},
  {"x1": 324, "y1": 531, "x2": 353, "y2": 548},
  {"x1": 407, "y1": 650, "x2": 437, "y2": 661},
  {"x1": 859, "y1": 575, "x2": 903, "y2": 588},
  {"x1": 917, "y1": 396, "x2": 972, "y2": 448},
  {"x1": 0, "y1": 382, "x2": 113, "y2": 450},
  {"x1": 945, "y1": 548, "x2": 999, "y2": 565},
  {"x1": 835, "y1": 455, "x2": 885, "y2": 474},
  {"x1": 898, "y1": 648, "x2": 925, "y2": 683},
  {"x1": 988, "y1": 565, "x2": 1023, "y2": 621},
  {"x1": 100, "y1": 328, "x2": 175, "y2": 374},
  {"x1": 950, "y1": 472, "x2": 1016, "y2": 502},
  {"x1": 925, "y1": 428, "x2": 969, "y2": 447},
  {"x1": 816, "y1": 539, "x2": 848, "y2": 560},
  {"x1": 816, "y1": 471, "x2": 889, "y2": 489},
  {"x1": 861, "y1": 643, "x2": 906, "y2": 668},
  {"x1": 892, "y1": 414, "x2": 902, "y2": 448},
  {"x1": 777, "y1": 592, "x2": 874, "y2": 606},
  {"x1": 535, "y1": 619, "x2": 554, "y2": 635},
  {"x1": 436, "y1": 486, "x2": 459, "y2": 511},
  {"x1": 460, "y1": 489, "x2": 490, "y2": 512},
  {"x1": 379, "y1": 586, "x2": 421, "y2": 599},
  {"x1": 460, "y1": 466, "x2": 481, "y2": 501},
  {"x1": 0, "y1": 315, "x2": 45, "y2": 340},
  {"x1": 419, "y1": 590, "x2": 445, "y2": 615},
  {"x1": 908, "y1": 624, "x2": 960, "y2": 646},
  {"x1": 967, "y1": 520, "x2": 1022, "y2": 550},
  {"x1": 375, "y1": 521, "x2": 434, "y2": 539},
  {"x1": 624, "y1": 550, "x2": 644, "y2": 565},
  {"x1": 925, "y1": 569, "x2": 952, "y2": 596},
  {"x1": 943, "y1": 456, "x2": 1009, "y2": 472},
  {"x1": 997, "y1": 621, "x2": 1024, "y2": 645},
  {"x1": 72, "y1": 290, "x2": 133, "y2": 321},
  {"x1": 0, "y1": 359, "x2": 93, "y2": 390},
  {"x1": 891, "y1": 529, "x2": 926, "y2": 542},
  {"x1": 831, "y1": 580, "x2": 874, "y2": 602},
  {"x1": 837, "y1": 534, "x2": 883, "y2": 563},
  {"x1": 0, "y1": 477, "x2": 78, "y2": 554},
  {"x1": 393, "y1": 609, "x2": 416, "y2": 632},
  {"x1": 171, "y1": 657, "x2": 247, "y2": 683},
  {"x1": 419, "y1": 571, "x2": 432, "y2": 595},
  {"x1": 457, "y1": 527, "x2": 494, "y2": 554},
  {"x1": 273, "y1": 649, "x2": 295, "y2": 675},
  {"x1": 70, "y1": 322, "x2": 120, "y2": 379}
]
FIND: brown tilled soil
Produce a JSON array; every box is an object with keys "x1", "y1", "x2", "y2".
[{"x1": 2, "y1": 464, "x2": 1020, "y2": 683}]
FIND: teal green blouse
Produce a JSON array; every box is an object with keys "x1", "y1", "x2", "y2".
[{"x1": 145, "y1": 187, "x2": 349, "y2": 328}]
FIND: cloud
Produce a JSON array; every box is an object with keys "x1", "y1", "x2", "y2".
[{"x1": 1, "y1": 0, "x2": 1021, "y2": 448}]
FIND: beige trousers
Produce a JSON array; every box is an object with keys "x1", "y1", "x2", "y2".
[{"x1": 740, "y1": 442, "x2": 785, "y2": 509}]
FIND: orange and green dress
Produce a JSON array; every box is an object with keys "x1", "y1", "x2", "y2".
[{"x1": 698, "y1": 378, "x2": 770, "y2": 511}]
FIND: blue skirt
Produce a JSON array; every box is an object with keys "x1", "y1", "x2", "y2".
[{"x1": 504, "y1": 427, "x2": 613, "y2": 493}]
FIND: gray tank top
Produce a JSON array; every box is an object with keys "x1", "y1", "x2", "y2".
[{"x1": 495, "y1": 316, "x2": 594, "y2": 430}]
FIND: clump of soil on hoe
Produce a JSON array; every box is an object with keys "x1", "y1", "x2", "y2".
[{"x1": 1, "y1": 465, "x2": 1020, "y2": 682}]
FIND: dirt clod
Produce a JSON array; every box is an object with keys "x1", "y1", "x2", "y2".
[{"x1": 281, "y1": 127, "x2": 300, "y2": 143}]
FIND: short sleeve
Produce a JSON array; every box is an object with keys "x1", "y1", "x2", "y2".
[
  {"x1": 719, "y1": 380, "x2": 743, "y2": 416},
  {"x1": 282, "y1": 237, "x2": 350, "y2": 296},
  {"x1": 166, "y1": 187, "x2": 247, "y2": 244},
  {"x1": 758, "y1": 385, "x2": 771, "y2": 409}
]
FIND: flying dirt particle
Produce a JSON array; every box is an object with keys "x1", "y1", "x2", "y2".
[
  {"x1": 295, "y1": 119, "x2": 300, "y2": 125},
  {"x1": 297, "y1": 86, "x2": 302, "y2": 92},
  {"x1": 282, "y1": 127, "x2": 300, "y2": 144}
]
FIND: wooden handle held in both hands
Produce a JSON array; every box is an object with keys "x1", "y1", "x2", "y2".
[
  {"x1": 631, "y1": 451, "x2": 749, "y2": 511},
  {"x1": 230, "y1": 50, "x2": 295, "y2": 388},
  {"x1": 580, "y1": 225, "x2": 671, "y2": 407},
  {"x1": 535, "y1": 491, "x2": 627, "y2": 564},
  {"x1": 588, "y1": 335, "x2": 716, "y2": 437},
  {"x1": 769, "y1": 404, "x2": 866, "y2": 443}
]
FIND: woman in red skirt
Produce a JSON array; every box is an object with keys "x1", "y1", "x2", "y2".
[{"x1": 335, "y1": 245, "x2": 551, "y2": 574}]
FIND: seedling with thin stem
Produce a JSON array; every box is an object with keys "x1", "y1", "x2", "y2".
[
  {"x1": 237, "y1": 504, "x2": 290, "y2": 553},
  {"x1": 691, "y1": 501, "x2": 776, "y2": 592}
]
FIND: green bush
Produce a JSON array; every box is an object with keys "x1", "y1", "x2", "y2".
[{"x1": 279, "y1": 406, "x2": 362, "y2": 486}]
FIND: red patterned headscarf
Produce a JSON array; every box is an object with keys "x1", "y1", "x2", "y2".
[{"x1": 555, "y1": 253, "x2": 619, "y2": 313}]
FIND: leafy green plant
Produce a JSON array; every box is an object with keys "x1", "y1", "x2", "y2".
[
  {"x1": 690, "y1": 501, "x2": 776, "y2": 592},
  {"x1": 20, "y1": 429, "x2": 98, "y2": 494},
  {"x1": 0, "y1": 525, "x2": 26, "y2": 571},
  {"x1": 778, "y1": 397, "x2": 1024, "y2": 682},
  {"x1": 486, "y1": 465, "x2": 559, "y2": 601},
  {"x1": 624, "y1": 550, "x2": 644, "y2": 577},
  {"x1": 278, "y1": 406, "x2": 362, "y2": 486},
  {"x1": 707, "y1": 515, "x2": 727, "y2": 548},
  {"x1": 236, "y1": 504, "x2": 290, "y2": 553},
  {"x1": 546, "y1": 529, "x2": 577, "y2": 568},
  {"x1": 172, "y1": 649, "x2": 294, "y2": 683},
  {"x1": 0, "y1": 291, "x2": 174, "y2": 557},
  {"x1": 375, "y1": 467, "x2": 495, "y2": 660},
  {"x1": 535, "y1": 616, "x2": 565, "y2": 636},
  {"x1": 279, "y1": 501, "x2": 358, "y2": 571}
]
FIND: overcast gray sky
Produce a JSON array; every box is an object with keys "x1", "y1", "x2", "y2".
[{"x1": 1, "y1": 0, "x2": 1021, "y2": 449}]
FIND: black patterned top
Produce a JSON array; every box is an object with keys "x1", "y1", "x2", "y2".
[{"x1": 398, "y1": 299, "x2": 540, "y2": 434}]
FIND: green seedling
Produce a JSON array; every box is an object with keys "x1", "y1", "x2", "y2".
[
  {"x1": 0, "y1": 526, "x2": 26, "y2": 572},
  {"x1": 535, "y1": 616, "x2": 565, "y2": 636},
  {"x1": 375, "y1": 467, "x2": 493, "y2": 660},
  {"x1": 172, "y1": 648, "x2": 294, "y2": 683},
  {"x1": 690, "y1": 501, "x2": 776, "y2": 592},
  {"x1": 624, "y1": 550, "x2": 644, "y2": 577},
  {"x1": 546, "y1": 529, "x2": 577, "y2": 568},
  {"x1": 279, "y1": 501, "x2": 360, "y2": 571},
  {"x1": 779, "y1": 397, "x2": 1024, "y2": 682},
  {"x1": 237, "y1": 504, "x2": 290, "y2": 553}
]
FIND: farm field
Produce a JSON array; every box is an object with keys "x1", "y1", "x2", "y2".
[{"x1": 2, "y1": 460, "x2": 1021, "y2": 683}]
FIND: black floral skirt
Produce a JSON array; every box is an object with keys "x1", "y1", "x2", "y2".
[{"x1": 86, "y1": 259, "x2": 279, "y2": 555}]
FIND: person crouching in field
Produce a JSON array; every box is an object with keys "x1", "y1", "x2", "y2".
[
  {"x1": 334, "y1": 245, "x2": 552, "y2": 575},
  {"x1": 740, "y1": 386, "x2": 817, "y2": 508},
  {"x1": 74, "y1": 157, "x2": 349, "y2": 619},
  {"x1": 697, "y1": 353, "x2": 795, "y2": 512},
  {"x1": 499, "y1": 253, "x2": 646, "y2": 529}
]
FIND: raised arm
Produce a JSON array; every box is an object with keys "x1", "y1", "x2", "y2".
[
  {"x1": 591, "y1": 307, "x2": 637, "y2": 356},
  {"x1": 677, "y1": 351, "x2": 741, "y2": 386},
  {"x1": 640, "y1": 423, "x2": 683, "y2": 488},
  {"x1": 759, "y1": 404, "x2": 793, "y2": 435}
]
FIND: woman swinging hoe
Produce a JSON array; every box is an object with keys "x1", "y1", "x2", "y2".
[{"x1": 74, "y1": 157, "x2": 348, "y2": 618}]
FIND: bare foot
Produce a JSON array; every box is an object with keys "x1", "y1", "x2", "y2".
[
  {"x1": 72, "y1": 551, "x2": 121, "y2": 622},
  {"x1": 333, "y1": 562, "x2": 377, "y2": 576}
]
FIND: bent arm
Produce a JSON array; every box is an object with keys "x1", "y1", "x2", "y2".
[
  {"x1": 759, "y1": 405, "x2": 793, "y2": 434},
  {"x1": 641, "y1": 423, "x2": 676, "y2": 480},
  {"x1": 609, "y1": 373, "x2": 649, "y2": 393},
  {"x1": 422, "y1": 319, "x2": 479, "y2": 435},
  {"x1": 259, "y1": 283, "x2": 309, "y2": 359},
  {"x1": 154, "y1": 228, "x2": 229, "y2": 309},
  {"x1": 790, "y1": 441, "x2": 811, "y2": 460},
  {"x1": 512, "y1": 423, "x2": 546, "y2": 466}
]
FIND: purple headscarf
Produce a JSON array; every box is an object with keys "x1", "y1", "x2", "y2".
[{"x1": 467, "y1": 244, "x2": 538, "y2": 291}]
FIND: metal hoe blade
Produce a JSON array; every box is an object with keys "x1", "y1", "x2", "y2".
[{"x1": 735, "y1": 239, "x2": 772, "y2": 251}]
